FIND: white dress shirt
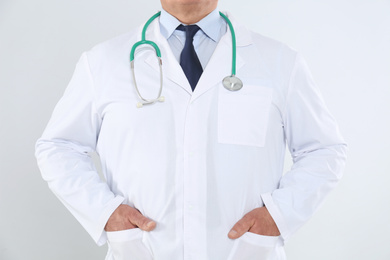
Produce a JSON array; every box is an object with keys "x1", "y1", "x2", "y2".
[
  {"x1": 35, "y1": 10, "x2": 347, "y2": 260},
  {"x1": 159, "y1": 8, "x2": 226, "y2": 69}
]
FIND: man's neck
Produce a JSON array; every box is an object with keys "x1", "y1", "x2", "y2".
[{"x1": 161, "y1": 4, "x2": 217, "y2": 24}]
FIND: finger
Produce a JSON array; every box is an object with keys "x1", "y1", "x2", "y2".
[
  {"x1": 128, "y1": 208, "x2": 156, "y2": 231},
  {"x1": 228, "y1": 214, "x2": 255, "y2": 239}
]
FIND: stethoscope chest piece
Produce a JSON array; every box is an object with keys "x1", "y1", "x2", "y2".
[{"x1": 222, "y1": 75, "x2": 243, "y2": 91}]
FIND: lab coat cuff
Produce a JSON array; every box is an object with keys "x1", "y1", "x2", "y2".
[
  {"x1": 95, "y1": 195, "x2": 125, "y2": 246},
  {"x1": 261, "y1": 192, "x2": 291, "y2": 243}
]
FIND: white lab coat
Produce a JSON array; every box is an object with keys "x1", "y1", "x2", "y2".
[{"x1": 35, "y1": 12, "x2": 347, "y2": 260}]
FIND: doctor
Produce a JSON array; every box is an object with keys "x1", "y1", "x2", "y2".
[{"x1": 35, "y1": 0, "x2": 347, "y2": 259}]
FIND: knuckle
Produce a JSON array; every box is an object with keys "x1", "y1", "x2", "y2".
[
  {"x1": 128, "y1": 209, "x2": 141, "y2": 222},
  {"x1": 234, "y1": 221, "x2": 247, "y2": 232},
  {"x1": 139, "y1": 216, "x2": 149, "y2": 225},
  {"x1": 130, "y1": 210, "x2": 149, "y2": 227},
  {"x1": 242, "y1": 215, "x2": 253, "y2": 224}
]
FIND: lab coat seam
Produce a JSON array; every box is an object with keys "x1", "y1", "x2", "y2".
[
  {"x1": 281, "y1": 52, "x2": 300, "y2": 128},
  {"x1": 83, "y1": 51, "x2": 102, "y2": 147},
  {"x1": 83, "y1": 52, "x2": 100, "y2": 119}
]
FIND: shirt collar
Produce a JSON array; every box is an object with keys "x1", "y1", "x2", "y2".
[{"x1": 159, "y1": 8, "x2": 224, "y2": 43}]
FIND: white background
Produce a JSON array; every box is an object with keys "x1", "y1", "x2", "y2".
[{"x1": 1, "y1": 0, "x2": 389, "y2": 259}]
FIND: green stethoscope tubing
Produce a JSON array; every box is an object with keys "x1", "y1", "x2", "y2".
[
  {"x1": 130, "y1": 11, "x2": 236, "y2": 74},
  {"x1": 130, "y1": 11, "x2": 162, "y2": 61},
  {"x1": 130, "y1": 11, "x2": 240, "y2": 108},
  {"x1": 219, "y1": 12, "x2": 237, "y2": 76}
]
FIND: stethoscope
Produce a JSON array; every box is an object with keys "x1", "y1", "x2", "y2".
[{"x1": 130, "y1": 11, "x2": 243, "y2": 108}]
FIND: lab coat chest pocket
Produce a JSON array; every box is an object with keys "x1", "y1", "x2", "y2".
[
  {"x1": 106, "y1": 228, "x2": 153, "y2": 260},
  {"x1": 218, "y1": 84, "x2": 273, "y2": 147}
]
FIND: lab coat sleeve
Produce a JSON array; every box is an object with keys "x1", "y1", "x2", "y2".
[
  {"x1": 261, "y1": 53, "x2": 347, "y2": 243},
  {"x1": 35, "y1": 52, "x2": 124, "y2": 246}
]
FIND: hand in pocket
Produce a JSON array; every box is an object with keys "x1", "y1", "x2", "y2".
[
  {"x1": 105, "y1": 204, "x2": 156, "y2": 232},
  {"x1": 228, "y1": 207, "x2": 280, "y2": 239}
]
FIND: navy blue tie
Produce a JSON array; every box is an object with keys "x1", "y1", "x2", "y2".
[{"x1": 177, "y1": 24, "x2": 203, "y2": 91}]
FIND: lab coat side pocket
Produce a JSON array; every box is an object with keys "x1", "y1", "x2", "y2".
[
  {"x1": 106, "y1": 228, "x2": 153, "y2": 260},
  {"x1": 227, "y1": 232, "x2": 282, "y2": 260},
  {"x1": 218, "y1": 85, "x2": 273, "y2": 147}
]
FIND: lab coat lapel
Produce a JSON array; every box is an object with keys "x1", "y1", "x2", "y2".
[
  {"x1": 143, "y1": 18, "x2": 193, "y2": 95},
  {"x1": 142, "y1": 12, "x2": 253, "y2": 100},
  {"x1": 191, "y1": 12, "x2": 252, "y2": 102}
]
